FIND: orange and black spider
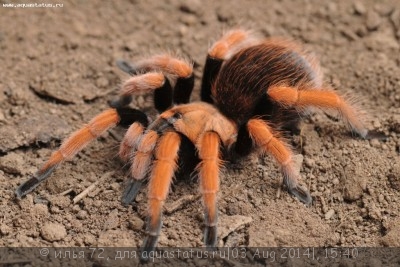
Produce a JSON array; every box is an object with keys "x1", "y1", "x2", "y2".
[{"x1": 16, "y1": 29, "x2": 385, "y2": 259}]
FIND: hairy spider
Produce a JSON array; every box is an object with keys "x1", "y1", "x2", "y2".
[{"x1": 16, "y1": 29, "x2": 383, "y2": 256}]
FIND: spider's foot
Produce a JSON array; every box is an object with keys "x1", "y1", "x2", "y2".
[
  {"x1": 140, "y1": 235, "x2": 159, "y2": 263},
  {"x1": 364, "y1": 130, "x2": 388, "y2": 141},
  {"x1": 15, "y1": 166, "x2": 57, "y2": 199},
  {"x1": 15, "y1": 176, "x2": 41, "y2": 199},
  {"x1": 288, "y1": 185, "x2": 312, "y2": 206},
  {"x1": 121, "y1": 179, "x2": 143, "y2": 206},
  {"x1": 204, "y1": 225, "x2": 218, "y2": 248},
  {"x1": 108, "y1": 95, "x2": 133, "y2": 108},
  {"x1": 116, "y1": 60, "x2": 138, "y2": 75}
]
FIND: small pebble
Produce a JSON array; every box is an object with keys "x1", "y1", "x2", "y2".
[
  {"x1": 370, "y1": 139, "x2": 380, "y2": 148},
  {"x1": 0, "y1": 224, "x2": 12, "y2": 235},
  {"x1": 353, "y1": 1, "x2": 366, "y2": 15},
  {"x1": 76, "y1": 210, "x2": 88, "y2": 220},
  {"x1": 128, "y1": 216, "x2": 144, "y2": 231},
  {"x1": 304, "y1": 158, "x2": 315, "y2": 168},
  {"x1": 0, "y1": 152, "x2": 25, "y2": 175},
  {"x1": 0, "y1": 111, "x2": 5, "y2": 122},
  {"x1": 325, "y1": 209, "x2": 335, "y2": 220},
  {"x1": 372, "y1": 120, "x2": 381, "y2": 128},
  {"x1": 366, "y1": 11, "x2": 381, "y2": 31},
  {"x1": 95, "y1": 77, "x2": 109, "y2": 88},
  {"x1": 378, "y1": 194, "x2": 385, "y2": 204},
  {"x1": 41, "y1": 222, "x2": 67, "y2": 241}
]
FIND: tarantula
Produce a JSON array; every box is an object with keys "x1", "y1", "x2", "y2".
[{"x1": 16, "y1": 29, "x2": 382, "y2": 255}]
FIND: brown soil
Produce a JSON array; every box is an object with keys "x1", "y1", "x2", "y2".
[{"x1": 1, "y1": 0, "x2": 399, "y2": 266}]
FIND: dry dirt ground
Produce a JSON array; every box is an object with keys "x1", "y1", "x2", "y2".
[{"x1": 0, "y1": 0, "x2": 400, "y2": 266}]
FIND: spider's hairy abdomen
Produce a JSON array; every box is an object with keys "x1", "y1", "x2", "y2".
[{"x1": 213, "y1": 39, "x2": 322, "y2": 125}]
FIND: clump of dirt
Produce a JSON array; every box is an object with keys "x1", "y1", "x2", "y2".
[{"x1": 0, "y1": 0, "x2": 399, "y2": 266}]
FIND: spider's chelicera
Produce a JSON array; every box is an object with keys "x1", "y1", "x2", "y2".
[{"x1": 15, "y1": 29, "x2": 383, "y2": 258}]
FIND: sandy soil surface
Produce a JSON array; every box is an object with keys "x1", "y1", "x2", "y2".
[{"x1": 0, "y1": 0, "x2": 399, "y2": 266}]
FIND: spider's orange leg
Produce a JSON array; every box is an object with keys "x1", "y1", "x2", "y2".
[
  {"x1": 268, "y1": 86, "x2": 372, "y2": 138},
  {"x1": 118, "y1": 122, "x2": 145, "y2": 162},
  {"x1": 110, "y1": 72, "x2": 174, "y2": 112},
  {"x1": 202, "y1": 29, "x2": 260, "y2": 103},
  {"x1": 141, "y1": 131, "x2": 181, "y2": 260},
  {"x1": 247, "y1": 119, "x2": 312, "y2": 204},
  {"x1": 16, "y1": 108, "x2": 148, "y2": 199},
  {"x1": 115, "y1": 55, "x2": 194, "y2": 107},
  {"x1": 196, "y1": 131, "x2": 221, "y2": 247},
  {"x1": 208, "y1": 29, "x2": 259, "y2": 60}
]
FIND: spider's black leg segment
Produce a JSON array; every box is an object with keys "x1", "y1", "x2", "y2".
[
  {"x1": 15, "y1": 166, "x2": 57, "y2": 199},
  {"x1": 201, "y1": 56, "x2": 223, "y2": 103},
  {"x1": 173, "y1": 73, "x2": 195, "y2": 104},
  {"x1": 109, "y1": 95, "x2": 132, "y2": 109},
  {"x1": 175, "y1": 133, "x2": 199, "y2": 181},
  {"x1": 196, "y1": 131, "x2": 221, "y2": 247},
  {"x1": 115, "y1": 107, "x2": 149, "y2": 128},
  {"x1": 202, "y1": 29, "x2": 260, "y2": 103},
  {"x1": 116, "y1": 59, "x2": 139, "y2": 75},
  {"x1": 247, "y1": 119, "x2": 312, "y2": 205},
  {"x1": 16, "y1": 108, "x2": 128, "y2": 199},
  {"x1": 140, "y1": 132, "x2": 181, "y2": 262},
  {"x1": 230, "y1": 125, "x2": 253, "y2": 159},
  {"x1": 323, "y1": 112, "x2": 388, "y2": 140},
  {"x1": 153, "y1": 78, "x2": 173, "y2": 112},
  {"x1": 284, "y1": 176, "x2": 312, "y2": 206},
  {"x1": 363, "y1": 130, "x2": 388, "y2": 140},
  {"x1": 121, "y1": 179, "x2": 144, "y2": 206}
]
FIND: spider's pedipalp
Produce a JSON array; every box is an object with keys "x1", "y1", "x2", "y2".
[
  {"x1": 121, "y1": 129, "x2": 160, "y2": 205},
  {"x1": 247, "y1": 118, "x2": 312, "y2": 205},
  {"x1": 141, "y1": 131, "x2": 181, "y2": 259},
  {"x1": 130, "y1": 130, "x2": 159, "y2": 180},
  {"x1": 118, "y1": 122, "x2": 146, "y2": 162},
  {"x1": 267, "y1": 86, "x2": 369, "y2": 138},
  {"x1": 196, "y1": 131, "x2": 222, "y2": 247},
  {"x1": 16, "y1": 108, "x2": 148, "y2": 199}
]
